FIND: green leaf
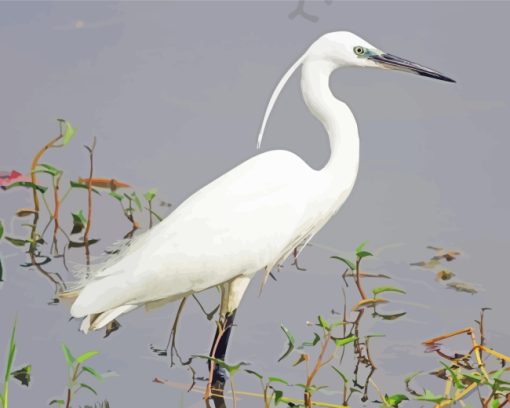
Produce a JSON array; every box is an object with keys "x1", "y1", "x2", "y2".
[
  {"x1": 440, "y1": 362, "x2": 465, "y2": 390},
  {"x1": 372, "y1": 286, "x2": 406, "y2": 296},
  {"x1": 331, "y1": 366, "x2": 348, "y2": 383},
  {"x1": 109, "y1": 191, "x2": 124, "y2": 202},
  {"x1": 317, "y1": 315, "x2": 330, "y2": 331},
  {"x1": 268, "y1": 377, "x2": 288, "y2": 385},
  {"x1": 11, "y1": 364, "x2": 31, "y2": 386},
  {"x1": 49, "y1": 400, "x2": 65, "y2": 406},
  {"x1": 131, "y1": 192, "x2": 142, "y2": 211},
  {"x1": 330, "y1": 256, "x2": 355, "y2": 271},
  {"x1": 67, "y1": 239, "x2": 99, "y2": 249},
  {"x1": 357, "y1": 250, "x2": 373, "y2": 259},
  {"x1": 5, "y1": 320, "x2": 17, "y2": 384},
  {"x1": 299, "y1": 333, "x2": 320, "y2": 348},
  {"x1": 4, "y1": 236, "x2": 29, "y2": 247},
  {"x1": 70, "y1": 181, "x2": 101, "y2": 195},
  {"x1": 273, "y1": 389, "x2": 283, "y2": 405},
  {"x1": 144, "y1": 188, "x2": 157, "y2": 202},
  {"x1": 415, "y1": 389, "x2": 447, "y2": 403},
  {"x1": 0, "y1": 219, "x2": 4, "y2": 239},
  {"x1": 491, "y1": 399, "x2": 500, "y2": 408},
  {"x1": 385, "y1": 393, "x2": 409, "y2": 407},
  {"x1": 71, "y1": 210, "x2": 87, "y2": 234},
  {"x1": 75, "y1": 350, "x2": 98, "y2": 364},
  {"x1": 463, "y1": 372, "x2": 482, "y2": 384},
  {"x1": 78, "y1": 382, "x2": 97, "y2": 395},
  {"x1": 355, "y1": 241, "x2": 368, "y2": 253},
  {"x1": 331, "y1": 334, "x2": 357, "y2": 347},
  {"x1": 277, "y1": 325, "x2": 295, "y2": 362},
  {"x1": 62, "y1": 121, "x2": 76, "y2": 145},
  {"x1": 82, "y1": 366, "x2": 103, "y2": 381},
  {"x1": 3, "y1": 181, "x2": 47, "y2": 193},
  {"x1": 244, "y1": 369, "x2": 263, "y2": 380},
  {"x1": 34, "y1": 163, "x2": 62, "y2": 177},
  {"x1": 62, "y1": 344, "x2": 75, "y2": 366}
]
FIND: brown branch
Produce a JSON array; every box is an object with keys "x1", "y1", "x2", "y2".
[
  {"x1": 83, "y1": 137, "x2": 96, "y2": 267},
  {"x1": 354, "y1": 258, "x2": 367, "y2": 300}
]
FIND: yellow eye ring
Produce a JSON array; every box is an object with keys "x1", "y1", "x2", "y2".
[{"x1": 353, "y1": 46, "x2": 366, "y2": 56}]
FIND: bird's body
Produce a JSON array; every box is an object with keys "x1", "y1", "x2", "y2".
[
  {"x1": 67, "y1": 32, "x2": 453, "y2": 371},
  {"x1": 71, "y1": 146, "x2": 357, "y2": 325}
]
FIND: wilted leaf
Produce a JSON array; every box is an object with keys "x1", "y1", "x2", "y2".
[
  {"x1": 410, "y1": 259, "x2": 440, "y2": 269},
  {"x1": 15, "y1": 208, "x2": 38, "y2": 217},
  {"x1": 0, "y1": 258, "x2": 3, "y2": 282},
  {"x1": 331, "y1": 256, "x2": 355, "y2": 271},
  {"x1": 331, "y1": 334, "x2": 357, "y2": 347},
  {"x1": 372, "y1": 286, "x2": 406, "y2": 296},
  {"x1": 446, "y1": 281, "x2": 478, "y2": 294},
  {"x1": 436, "y1": 269, "x2": 455, "y2": 281},
  {"x1": 79, "y1": 177, "x2": 130, "y2": 190},
  {"x1": 292, "y1": 353, "x2": 309, "y2": 367},
  {"x1": 0, "y1": 170, "x2": 31, "y2": 188},
  {"x1": 352, "y1": 297, "x2": 388, "y2": 311},
  {"x1": 11, "y1": 365, "x2": 31, "y2": 386},
  {"x1": 62, "y1": 121, "x2": 76, "y2": 145},
  {"x1": 278, "y1": 325, "x2": 295, "y2": 362}
]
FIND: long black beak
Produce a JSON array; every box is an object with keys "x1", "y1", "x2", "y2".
[{"x1": 369, "y1": 53, "x2": 455, "y2": 83}]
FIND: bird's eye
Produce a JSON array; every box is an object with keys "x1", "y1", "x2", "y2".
[{"x1": 353, "y1": 46, "x2": 366, "y2": 56}]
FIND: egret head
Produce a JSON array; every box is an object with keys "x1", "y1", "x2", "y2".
[
  {"x1": 307, "y1": 31, "x2": 455, "y2": 82},
  {"x1": 257, "y1": 31, "x2": 455, "y2": 149}
]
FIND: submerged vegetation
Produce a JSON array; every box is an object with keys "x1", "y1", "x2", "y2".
[{"x1": 1, "y1": 122, "x2": 508, "y2": 407}]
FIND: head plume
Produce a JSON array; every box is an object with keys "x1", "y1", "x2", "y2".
[{"x1": 256, "y1": 53, "x2": 306, "y2": 149}]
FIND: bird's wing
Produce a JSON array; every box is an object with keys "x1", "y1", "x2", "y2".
[{"x1": 71, "y1": 150, "x2": 318, "y2": 317}]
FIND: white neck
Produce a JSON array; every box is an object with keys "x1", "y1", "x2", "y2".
[{"x1": 300, "y1": 59, "x2": 360, "y2": 187}]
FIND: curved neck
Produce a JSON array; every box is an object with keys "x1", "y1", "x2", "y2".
[{"x1": 300, "y1": 59, "x2": 359, "y2": 182}]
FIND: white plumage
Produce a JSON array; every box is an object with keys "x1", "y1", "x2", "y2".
[{"x1": 68, "y1": 31, "x2": 453, "y2": 333}]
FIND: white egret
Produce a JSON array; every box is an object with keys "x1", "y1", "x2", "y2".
[{"x1": 63, "y1": 31, "x2": 454, "y2": 383}]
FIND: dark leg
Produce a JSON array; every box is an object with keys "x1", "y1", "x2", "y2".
[{"x1": 209, "y1": 310, "x2": 237, "y2": 385}]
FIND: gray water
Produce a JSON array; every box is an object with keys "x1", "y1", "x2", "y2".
[{"x1": 1, "y1": 2, "x2": 509, "y2": 407}]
